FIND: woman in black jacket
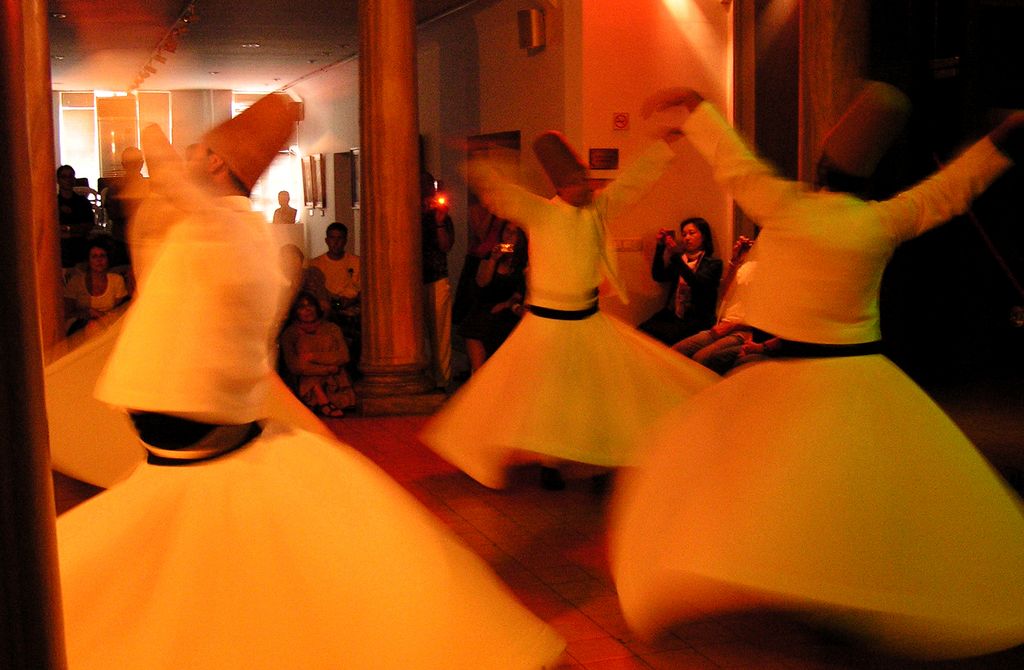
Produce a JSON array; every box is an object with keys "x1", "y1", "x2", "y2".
[{"x1": 639, "y1": 217, "x2": 722, "y2": 345}]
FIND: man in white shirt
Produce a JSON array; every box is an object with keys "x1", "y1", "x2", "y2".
[
  {"x1": 309, "y1": 223, "x2": 359, "y2": 306},
  {"x1": 307, "y1": 222, "x2": 361, "y2": 372}
]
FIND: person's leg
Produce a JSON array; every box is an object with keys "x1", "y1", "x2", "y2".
[
  {"x1": 424, "y1": 278, "x2": 452, "y2": 388},
  {"x1": 435, "y1": 278, "x2": 453, "y2": 387},
  {"x1": 693, "y1": 333, "x2": 747, "y2": 374},
  {"x1": 465, "y1": 338, "x2": 488, "y2": 373},
  {"x1": 672, "y1": 329, "x2": 716, "y2": 358},
  {"x1": 639, "y1": 311, "x2": 690, "y2": 345}
]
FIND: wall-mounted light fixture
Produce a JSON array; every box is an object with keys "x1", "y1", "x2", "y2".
[{"x1": 518, "y1": 8, "x2": 545, "y2": 50}]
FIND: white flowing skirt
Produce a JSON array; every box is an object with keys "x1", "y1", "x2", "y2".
[
  {"x1": 58, "y1": 422, "x2": 565, "y2": 669},
  {"x1": 421, "y1": 311, "x2": 719, "y2": 488},
  {"x1": 610, "y1": 355, "x2": 1024, "y2": 659}
]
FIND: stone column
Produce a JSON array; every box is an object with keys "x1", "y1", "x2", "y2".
[
  {"x1": 357, "y1": 0, "x2": 442, "y2": 414},
  {"x1": 0, "y1": 1, "x2": 68, "y2": 668},
  {"x1": 798, "y1": 0, "x2": 869, "y2": 181}
]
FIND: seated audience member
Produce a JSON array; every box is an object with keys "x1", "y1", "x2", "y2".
[
  {"x1": 57, "y1": 164, "x2": 96, "y2": 268},
  {"x1": 457, "y1": 223, "x2": 528, "y2": 373},
  {"x1": 280, "y1": 290, "x2": 356, "y2": 418},
  {"x1": 638, "y1": 217, "x2": 722, "y2": 345},
  {"x1": 307, "y1": 222, "x2": 361, "y2": 374},
  {"x1": 64, "y1": 238, "x2": 130, "y2": 335},
  {"x1": 672, "y1": 235, "x2": 757, "y2": 373}
]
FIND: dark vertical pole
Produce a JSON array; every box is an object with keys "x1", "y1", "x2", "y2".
[{"x1": 0, "y1": 1, "x2": 68, "y2": 668}]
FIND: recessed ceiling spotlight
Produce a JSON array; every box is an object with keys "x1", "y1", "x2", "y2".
[
  {"x1": 52, "y1": 55, "x2": 64, "y2": 60},
  {"x1": 241, "y1": 43, "x2": 261, "y2": 49},
  {"x1": 51, "y1": 12, "x2": 67, "y2": 19},
  {"x1": 209, "y1": 71, "x2": 220, "y2": 75},
  {"x1": 307, "y1": 59, "x2": 316, "y2": 64}
]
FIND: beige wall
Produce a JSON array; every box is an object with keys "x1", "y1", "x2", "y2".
[
  {"x1": 578, "y1": 0, "x2": 732, "y2": 323},
  {"x1": 168, "y1": 89, "x2": 233, "y2": 149}
]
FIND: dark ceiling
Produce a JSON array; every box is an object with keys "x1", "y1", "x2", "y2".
[{"x1": 48, "y1": 0, "x2": 480, "y2": 92}]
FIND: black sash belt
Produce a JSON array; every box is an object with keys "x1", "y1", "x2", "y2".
[
  {"x1": 131, "y1": 412, "x2": 262, "y2": 466},
  {"x1": 774, "y1": 339, "x2": 883, "y2": 359},
  {"x1": 527, "y1": 302, "x2": 599, "y2": 321}
]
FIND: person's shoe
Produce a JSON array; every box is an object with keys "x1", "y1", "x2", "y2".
[
  {"x1": 316, "y1": 402, "x2": 344, "y2": 418},
  {"x1": 540, "y1": 466, "x2": 565, "y2": 491}
]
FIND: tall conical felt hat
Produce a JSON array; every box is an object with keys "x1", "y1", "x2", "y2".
[
  {"x1": 203, "y1": 93, "x2": 300, "y2": 191},
  {"x1": 820, "y1": 81, "x2": 911, "y2": 178},
  {"x1": 533, "y1": 131, "x2": 587, "y2": 188}
]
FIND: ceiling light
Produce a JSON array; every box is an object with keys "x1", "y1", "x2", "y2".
[
  {"x1": 209, "y1": 71, "x2": 220, "y2": 75},
  {"x1": 241, "y1": 43, "x2": 261, "y2": 49},
  {"x1": 51, "y1": 12, "x2": 67, "y2": 19},
  {"x1": 52, "y1": 55, "x2": 64, "y2": 60}
]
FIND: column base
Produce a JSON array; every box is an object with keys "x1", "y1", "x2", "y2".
[
  {"x1": 357, "y1": 389, "x2": 447, "y2": 417},
  {"x1": 354, "y1": 365, "x2": 445, "y2": 416}
]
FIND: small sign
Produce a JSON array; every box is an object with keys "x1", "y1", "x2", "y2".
[
  {"x1": 589, "y1": 148, "x2": 619, "y2": 170},
  {"x1": 612, "y1": 112, "x2": 630, "y2": 130}
]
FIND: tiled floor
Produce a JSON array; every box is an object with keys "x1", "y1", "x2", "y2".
[
  {"x1": 327, "y1": 413, "x2": 1024, "y2": 670},
  {"x1": 54, "y1": 410, "x2": 1023, "y2": 669}
]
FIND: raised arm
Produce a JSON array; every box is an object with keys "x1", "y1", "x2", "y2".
[
  {"x1": 873, "y1": 113, "x2": 1020, "y2": 242},
  {"x1": 466, "y1": 156, "x2": 551, "y2": 229},
  {"x1": 682, "y1": 101, "x2": 807, "y2": 227},
  {"x1": 592, "y1": 139, "x2": 678, "y2": 223}
]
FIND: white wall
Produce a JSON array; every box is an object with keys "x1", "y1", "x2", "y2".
[{"x1": 289, "y1": 59, "x2": 361, "y2": 259}]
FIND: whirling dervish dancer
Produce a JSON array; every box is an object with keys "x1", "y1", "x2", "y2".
[
  {"x1": 421, "y1": 118, "x2": 719, "y2": 491},
  {"x1": 611, "y1": 82, "x2": 1024, "y2": 659},
  {"x1": 57, "y1": 93, "x2": 565, "y2": 670}
]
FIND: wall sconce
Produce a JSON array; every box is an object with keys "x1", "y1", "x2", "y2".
[{"x1": 518, "y1": 8, "x2": 545, "y2": 50}]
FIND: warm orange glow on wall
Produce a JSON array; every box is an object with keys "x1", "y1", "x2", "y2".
[{"x1": 661, "y1": 0, "x2": 715, "y2": 23}]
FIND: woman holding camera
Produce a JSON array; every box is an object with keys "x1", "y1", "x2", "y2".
[
  {"x1": 638, "y1": 217, "x2": 722, "y2": 345},
  {"x1": 458, "y1": 222, "x2": 528, "y2": 373}
]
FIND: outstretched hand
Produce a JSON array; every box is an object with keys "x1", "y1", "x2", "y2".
[
  {"x1": 141, "y1": 125, "x2": 210, "y2": 213},
  {"x1": 641, "y1": 87, "x2": 705, "y2": 119},
  {"x1": 990, "y1": 111, "x2": 1024, "y2": 162}
]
